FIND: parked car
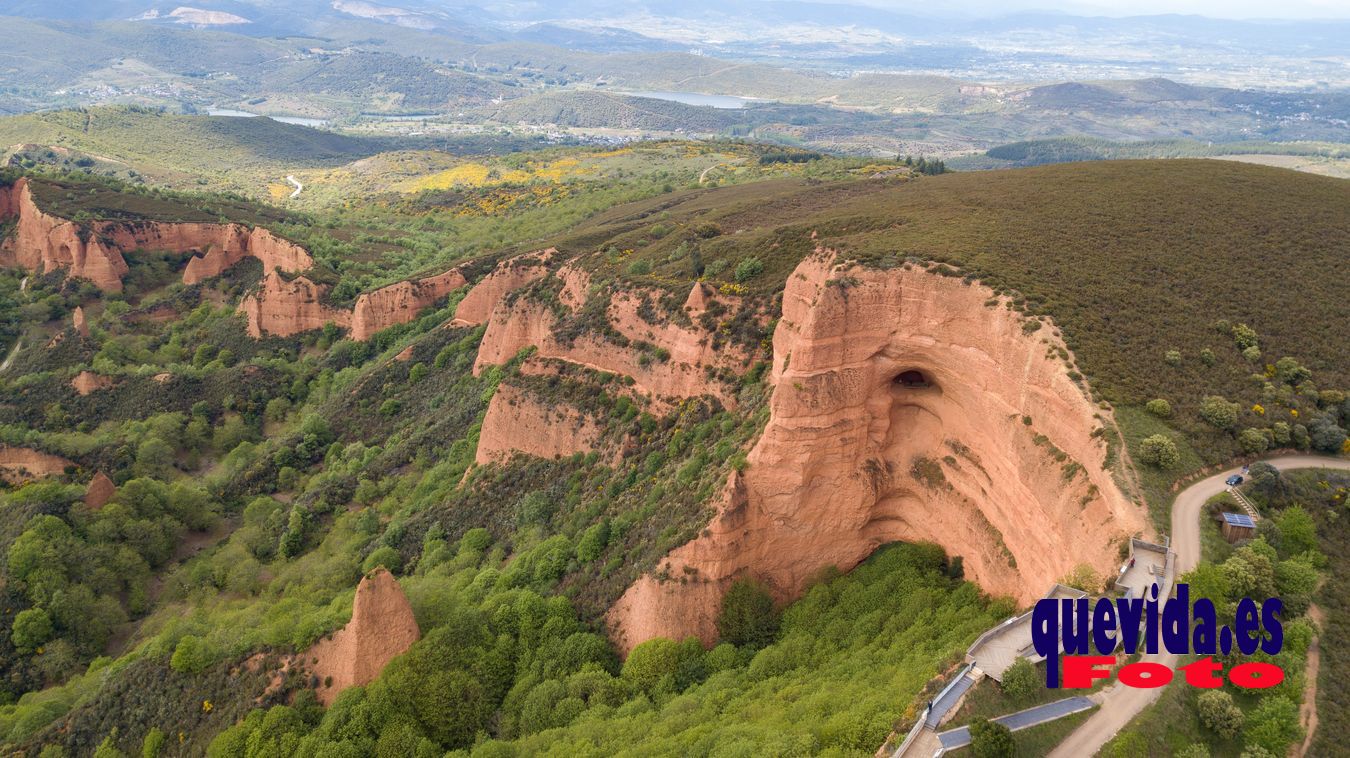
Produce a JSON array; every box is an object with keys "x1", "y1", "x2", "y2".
[{"x1": 1226, "y1": 475, "x2": 1244, "y2": 486}]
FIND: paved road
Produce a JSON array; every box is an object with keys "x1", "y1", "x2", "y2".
[
  {"x1": 286, "y1": 175, "x2": 303, "y2": 199},
  {"x1": 1048, "y1": 455, "x2": 1350, "y2": 757},
  {"x1": 939, "y1": 697, "x2": 1095, "y2": 748}
]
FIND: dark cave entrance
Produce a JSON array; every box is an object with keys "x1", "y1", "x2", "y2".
[{"x1": 892, "y1": 369, "x2": 932, "y2": 389}]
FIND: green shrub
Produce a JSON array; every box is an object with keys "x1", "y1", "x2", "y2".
[
  {"x1": 1197, "y1": 689, "x2": 1243, "y2": 739},
  {"x1": 363, "y1": 546, "x2": 403, "y2": 574},
  {"x1": 1238, "y1": 427, "x2": 1270, "y2": 454},
  {"x1": 970, "y1": 717, "x2": 1015, "y2": 757},
  {"x1": 1199, "y1": 396, "x2": 1239, "y2": 429},
  {"x1": 11, "y1": 608, "x2": 54, "y2": 652},
  {"x1": 716, "y1": 578, "x2": 780, "y2": 649},
  {"x1": 734, "y1": 257, "x2": 764, "y2": 283},
  {"x1": 1000, "y1": 657, "x2": 1039, "y2": 700},
  {"x1": 1138, "y1": 435, "x2": 1180, "y2": 469},
  {"x1": 1145, "y1": 398, "x2": 1172, "y2": 417}
]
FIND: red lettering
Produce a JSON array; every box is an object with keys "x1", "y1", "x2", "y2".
[
  {"x1": 1229, "y1": 662, "x2": 1284, "y2": 689},
  {"x1": 1118, "y1": 661, "x2": 1174, "y2": 688},
  {"x1": 1062, "y1": 655, "x2": 1115, "y2": 688},
  {"x1": 1180, "y1": 657, "x2": 1225, "y2": 688}
]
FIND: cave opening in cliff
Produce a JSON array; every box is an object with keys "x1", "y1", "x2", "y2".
[{"x1": 892, "y1": 369, "x2": 932, "y2": 388}]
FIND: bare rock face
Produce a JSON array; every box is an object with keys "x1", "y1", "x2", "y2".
[
  {"x1": 607, "y1": 251, "x2": 1148, "y2": 652},
  {"x1": 71, "y1": 370, "x2": 113, "y2": 396},
  {"x1": 464, "y1": 254, "x2": 752, "y2": 410},
  {"x1": 238, "y1": 270, "x2": 350, "y2": 338},
  {"x1": 451, "y1": 249, "x2": 555, "y2": 326},
  {"x1": 306, "y1": 569, "x2": 420, "y2": 705},
  {"x1": 72, "y1": 306, "x2": 89, "y2": 338},
  {"x1": 351, "y1": 268, "x2": 467, "y2": 341},
  {"x1": 177, "y1": 226, "x2": 313, "y2": 286},
  {"x1": 476, "y1": 383, "x2": 607, "y2": 464},
  {"x1": 85, "y1": 471, "x2": 116, "y2": 510},
  {"x1": 0, "y1": 445, "x2": 73, "y2": 484},
  {"x1": 0, "y1": 179, "x2": 129, "y2": 291},
  {"x1": 0, "y1": 178, "x2": 313, "y2": 292}
]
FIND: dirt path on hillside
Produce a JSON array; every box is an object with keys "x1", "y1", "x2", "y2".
[
  {"x1": 0, "y1": 337, "x2": 21, "y2": 373},
  {"x1": 1295, "y1": 603, "x2": 1324, "y2": 758}
]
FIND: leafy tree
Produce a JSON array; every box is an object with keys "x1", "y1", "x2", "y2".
[
  {"x1": 1177, "y1": 745, "x2": 1211, "y2": 758},
  {"x1": 363, "y1": 546, "x2": 403, "y2": 574},
  {"x1": 1272, "y1": 506, "x2": 1318, "y2": 558},
  {"x1": 969, "y1": 717, "x2": 1015, "y2": 757},
  {"x1": 1231, "y1": 323, "x2": 1259, "y2": 350},
  {"x1": 1243, "y1": 695, "x2": 1301, "y2": 754},
  {"x1": 1001, "y1": 657, "x2": 1039, "y2": 700},
  {"x1": 1145, "y1": 398, "x2": 1172, "y2": 417},
  {"x1": 621, "y1": 637, "x2": 681, "y2": 694},
  {"x1": 1139, "y1": 435, "x2": 1180, "y2": 469},
  {"x1": 1165, "y1": 350, "x2": 1182, "y2": 366},
  {"x1": 1238, "y1": 428, "x2": 1270, "y2": 454},
  {"x1": 11, "y1": 608, "x2": 54, "y2": 652},
  {"x1": 1199, "y1": 396, "x2": 1239, "y2": 429},
  {"x1": 1274, "y1": 558, "x2": 1318, "y2": 616},
  {"x1": 1197, "y1": 689, "x2": 1243, "y2": 739},
  {"x1": 169, "y1": 634, "x2": 214, "y2": 674},
  {"x1": 576, "y1": 520, "x2": 611, "y2": 563},
  {"x1": 1308, "y1": 416, "x2": 1347, "y2": 454},
  {"x1": 134, "y1": 436, "x2": 175, "y2": 478},
  {"x1": 517, "y1": 491, "x2": 555, "y2": 527},
  {"x1": 716, "y1": 578, "x2": 780, "y2": 648},
  {"x1": 1273, "y1": 357, "x2": 1311, "y2": 386}
]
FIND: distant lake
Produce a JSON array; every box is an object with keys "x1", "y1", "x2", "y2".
[
  {"x1": 617, "y1": 91, "x2": 764, "y2": 109},
  {"x1": 207, "y1": 109, "x2": 329, "y2": 128}
]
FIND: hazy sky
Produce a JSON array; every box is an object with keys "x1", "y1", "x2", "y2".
[{"x1": 853, "y1": 0, "x2": 1350, "y2": 18}]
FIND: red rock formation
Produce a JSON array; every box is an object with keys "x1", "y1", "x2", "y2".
[
  {"x1": 85, "y1": 471, "x2": 116, "y2": 510},
  {"x1": 607, "y1": 252, "x2": 1148, "y2": 652},
  {"x1": 0, "y1": 445, "x2": 73, "y2": 484},
  {"x1": 0, "y1": 177, "x2": 312, "y2": 292},
  {"x1": 684, "y1": 281, "x2": 712, "y2": 314},
  {"x1": 72, "y1": 306, "x2": 89, "y2": 338},
  {"x1": 350, "y1": 268, "x2": 467, "y2": 341},
  {"x1": 472, "y1": 287, "x2": 749, "y2": 409},
  {"x1": 476, "y1": 383, "x2": 606, "y2": 464},
  {"x1": 0, "y1": 179, "x2": 129, "y2": 291},
  {"x1": 238, "y1": 271, "x2": 350, "y2": 338},
  {"x1": 557, "y1": 262, "x2": 592, "y2": 310},
  {"x1": 179, "y1": 226, "x2": 313, "y2": 285},
  {"x1": 451, "y1": 249, "x2": 555, "y2": 326},
  {"x1": 306, "y1": 569, "x2": 420, "y2": 705},
  {"x1": 71, "y1": 370, "x2": 114, "y2": 396}
]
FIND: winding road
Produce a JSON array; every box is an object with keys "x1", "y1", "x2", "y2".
[
  {"x1": 286, "y1": 175, "x2": 303, "y2": 199},
  {"x1": 1048, "y1": 455, "x2": 1350, "y2": 757}
]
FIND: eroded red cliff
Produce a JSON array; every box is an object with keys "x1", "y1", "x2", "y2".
[
  {"x1": 606, "y1": 251, "x2": 1148, "y2": 652},
  {"x1": 351, "y1": 268, "x2": 468, "y2": 341},
  {"x1": 0, "y1": 178, "x2": 312, "y2": 292},
  {"x1": 476, "y1": 383, "x2": 608, "y2": 464},
  {"x1": 463, "y1": 253, "x2": 752, "y2": 410},
  {"x1": 306, "y1": 569, "x2": 420, "y2": 705},
  {"x1": 238, "y1": 270, "x2": 350, "y2": 338}
]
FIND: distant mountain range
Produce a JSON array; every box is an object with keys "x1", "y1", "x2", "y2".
[{"x1": 0, "y1": 1, "x2": 1345, "y2": 155}]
